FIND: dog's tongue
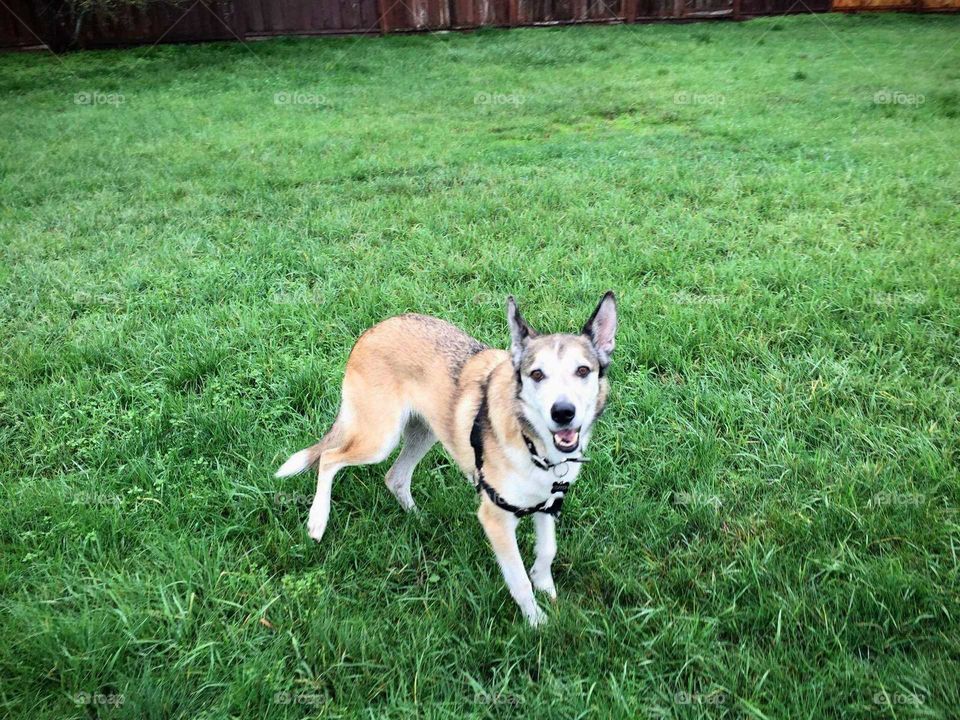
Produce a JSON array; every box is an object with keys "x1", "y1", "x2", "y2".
[{"x1": 554, "y1": 429, "x2": 579, "y2": 449}]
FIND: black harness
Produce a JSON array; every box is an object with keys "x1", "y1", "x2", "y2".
[{"x1": 470, "y1": 383, "x2": 589, "y2": 518}]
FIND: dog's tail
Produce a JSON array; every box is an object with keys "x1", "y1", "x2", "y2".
[
  {"x1": 274, "y1": 424, "x2": 342, "y2": 478},
  {"x1": 274, "y1": 446, "x2": 319, "y2": 478}
]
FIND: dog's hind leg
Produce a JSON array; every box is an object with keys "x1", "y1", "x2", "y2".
[
  {"x1": 384, "y1": 417, "x2": 435, "y2": 512},
  {"x1": 305, "y1": 381, "x2": 407, "y2": 542}
]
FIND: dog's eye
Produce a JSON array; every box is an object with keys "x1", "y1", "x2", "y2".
[
  {"x1": 576, "y1": 366, "x2": 591, "y2": 378},
  {"x1": 530, "y1": 369, "x2": 545, "y2": 382}
]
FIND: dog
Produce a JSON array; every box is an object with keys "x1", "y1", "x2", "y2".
[{"x1": 275, "y1": 292, "x2": 617, "y2": 625}]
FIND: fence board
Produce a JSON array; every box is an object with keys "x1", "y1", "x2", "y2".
[
  {"x1": 72, "y1": 1, "x2": 238, "y2": 47},
  {"x1": 740, "y1": 0, "x2": 830, "y2": 14},
  {"x1": 0, "y1": 0, "x2": 46, "y2": 48},
  {"x1": 1, "y1": 0, "x2": 951, "y2": 50}
]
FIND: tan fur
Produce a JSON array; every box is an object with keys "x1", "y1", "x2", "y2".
[
  {"x1": 306, "y1": 320, "x2": 608, "y2": 498},
  {"x1": 277, "y1": 294, "x2": 617, "y2": 626}
]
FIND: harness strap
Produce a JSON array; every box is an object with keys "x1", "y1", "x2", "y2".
[
  {"x1": 469, "y1": 383, "x2": 489, "y2": 474},
  {"x1": 520, "y1": 433, "x2": 590, "y2": 473},
  {"x1": 470, "y1": 380, "x2": 583, "y2": 518},
  {"x1": 475, "y1": 473, "x2": 568, "y2": 517}
]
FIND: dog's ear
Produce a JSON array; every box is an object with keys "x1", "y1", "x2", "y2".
[
  {"x1": 506, "y1": 296, "x2": 538, "y2": 365},
  {"x1": 583, "y1": 291, "x2": 617, "y2": 368}
]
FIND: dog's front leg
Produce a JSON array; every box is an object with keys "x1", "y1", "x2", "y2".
[
  {"x1": 529, "y1": 513, "x2": 557, "y2": 600},
  {"x1": 478, "y1": 501, "x2": 546, "y2": 627}
]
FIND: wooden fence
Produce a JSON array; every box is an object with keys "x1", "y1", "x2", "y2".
[
  {"x1": 832, "y1": 0, "x2": 957, "y2": 10},
  {"x1": 0, "y1": 0, "x2": 955, "y2": 51}
]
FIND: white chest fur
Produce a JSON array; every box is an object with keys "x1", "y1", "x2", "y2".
[{"x1": 504, "y1": 449, "x2": 584, "y2": 508}]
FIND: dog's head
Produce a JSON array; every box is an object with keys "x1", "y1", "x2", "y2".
[{"x1": 507, "y1": 291, "x2": 617, "y2": 454}]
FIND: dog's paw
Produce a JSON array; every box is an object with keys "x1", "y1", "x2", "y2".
[
  {"x1": 534, "y1": 581, "x2": 557, "y2": 602},
  {"x1": 306, "y1": 511, "x2": 327, "y2": 542},
  {"x1": 526, "y1": 604, "x2": 548, "y2": 628},
  {"x1": 529, "y1": 566, "x2": 557, "y2": 602}
]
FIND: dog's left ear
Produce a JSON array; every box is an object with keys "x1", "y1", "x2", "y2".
[
  {"x1": 583, "y1": 291, "x2": 617, "y2": 368},
  {"x1": 507, "y1": 296, "x2": 538, "y2": 366}
]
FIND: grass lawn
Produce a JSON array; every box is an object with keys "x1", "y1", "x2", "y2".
[{"x1": 2, "y1": 11, "x2": 960, "y2": 718}]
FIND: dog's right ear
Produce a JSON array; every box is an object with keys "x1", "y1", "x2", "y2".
[{"x1": 506, "y1": 296, "x2": 538, "y2": 366}]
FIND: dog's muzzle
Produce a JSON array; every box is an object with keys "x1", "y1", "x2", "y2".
[{"x1": 552, "y1": 428, "x2": 580, "y2": 453}]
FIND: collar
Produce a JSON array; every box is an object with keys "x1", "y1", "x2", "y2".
[{"x1": 520, "y1": 432, "x2": 590, "y2": 477}]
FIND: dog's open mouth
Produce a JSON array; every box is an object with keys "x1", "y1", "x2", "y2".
[{"x1": 553, "y1": 428, "x2": 580, "y2": 453}]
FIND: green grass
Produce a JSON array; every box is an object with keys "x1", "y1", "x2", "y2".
[{"x1": 2, "y1": 12, "x2": 959, "y2": 718}]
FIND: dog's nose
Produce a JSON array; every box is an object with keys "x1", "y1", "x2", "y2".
[{"x1": 550, "y1": 401, "x2": 576, "y2": 426}]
